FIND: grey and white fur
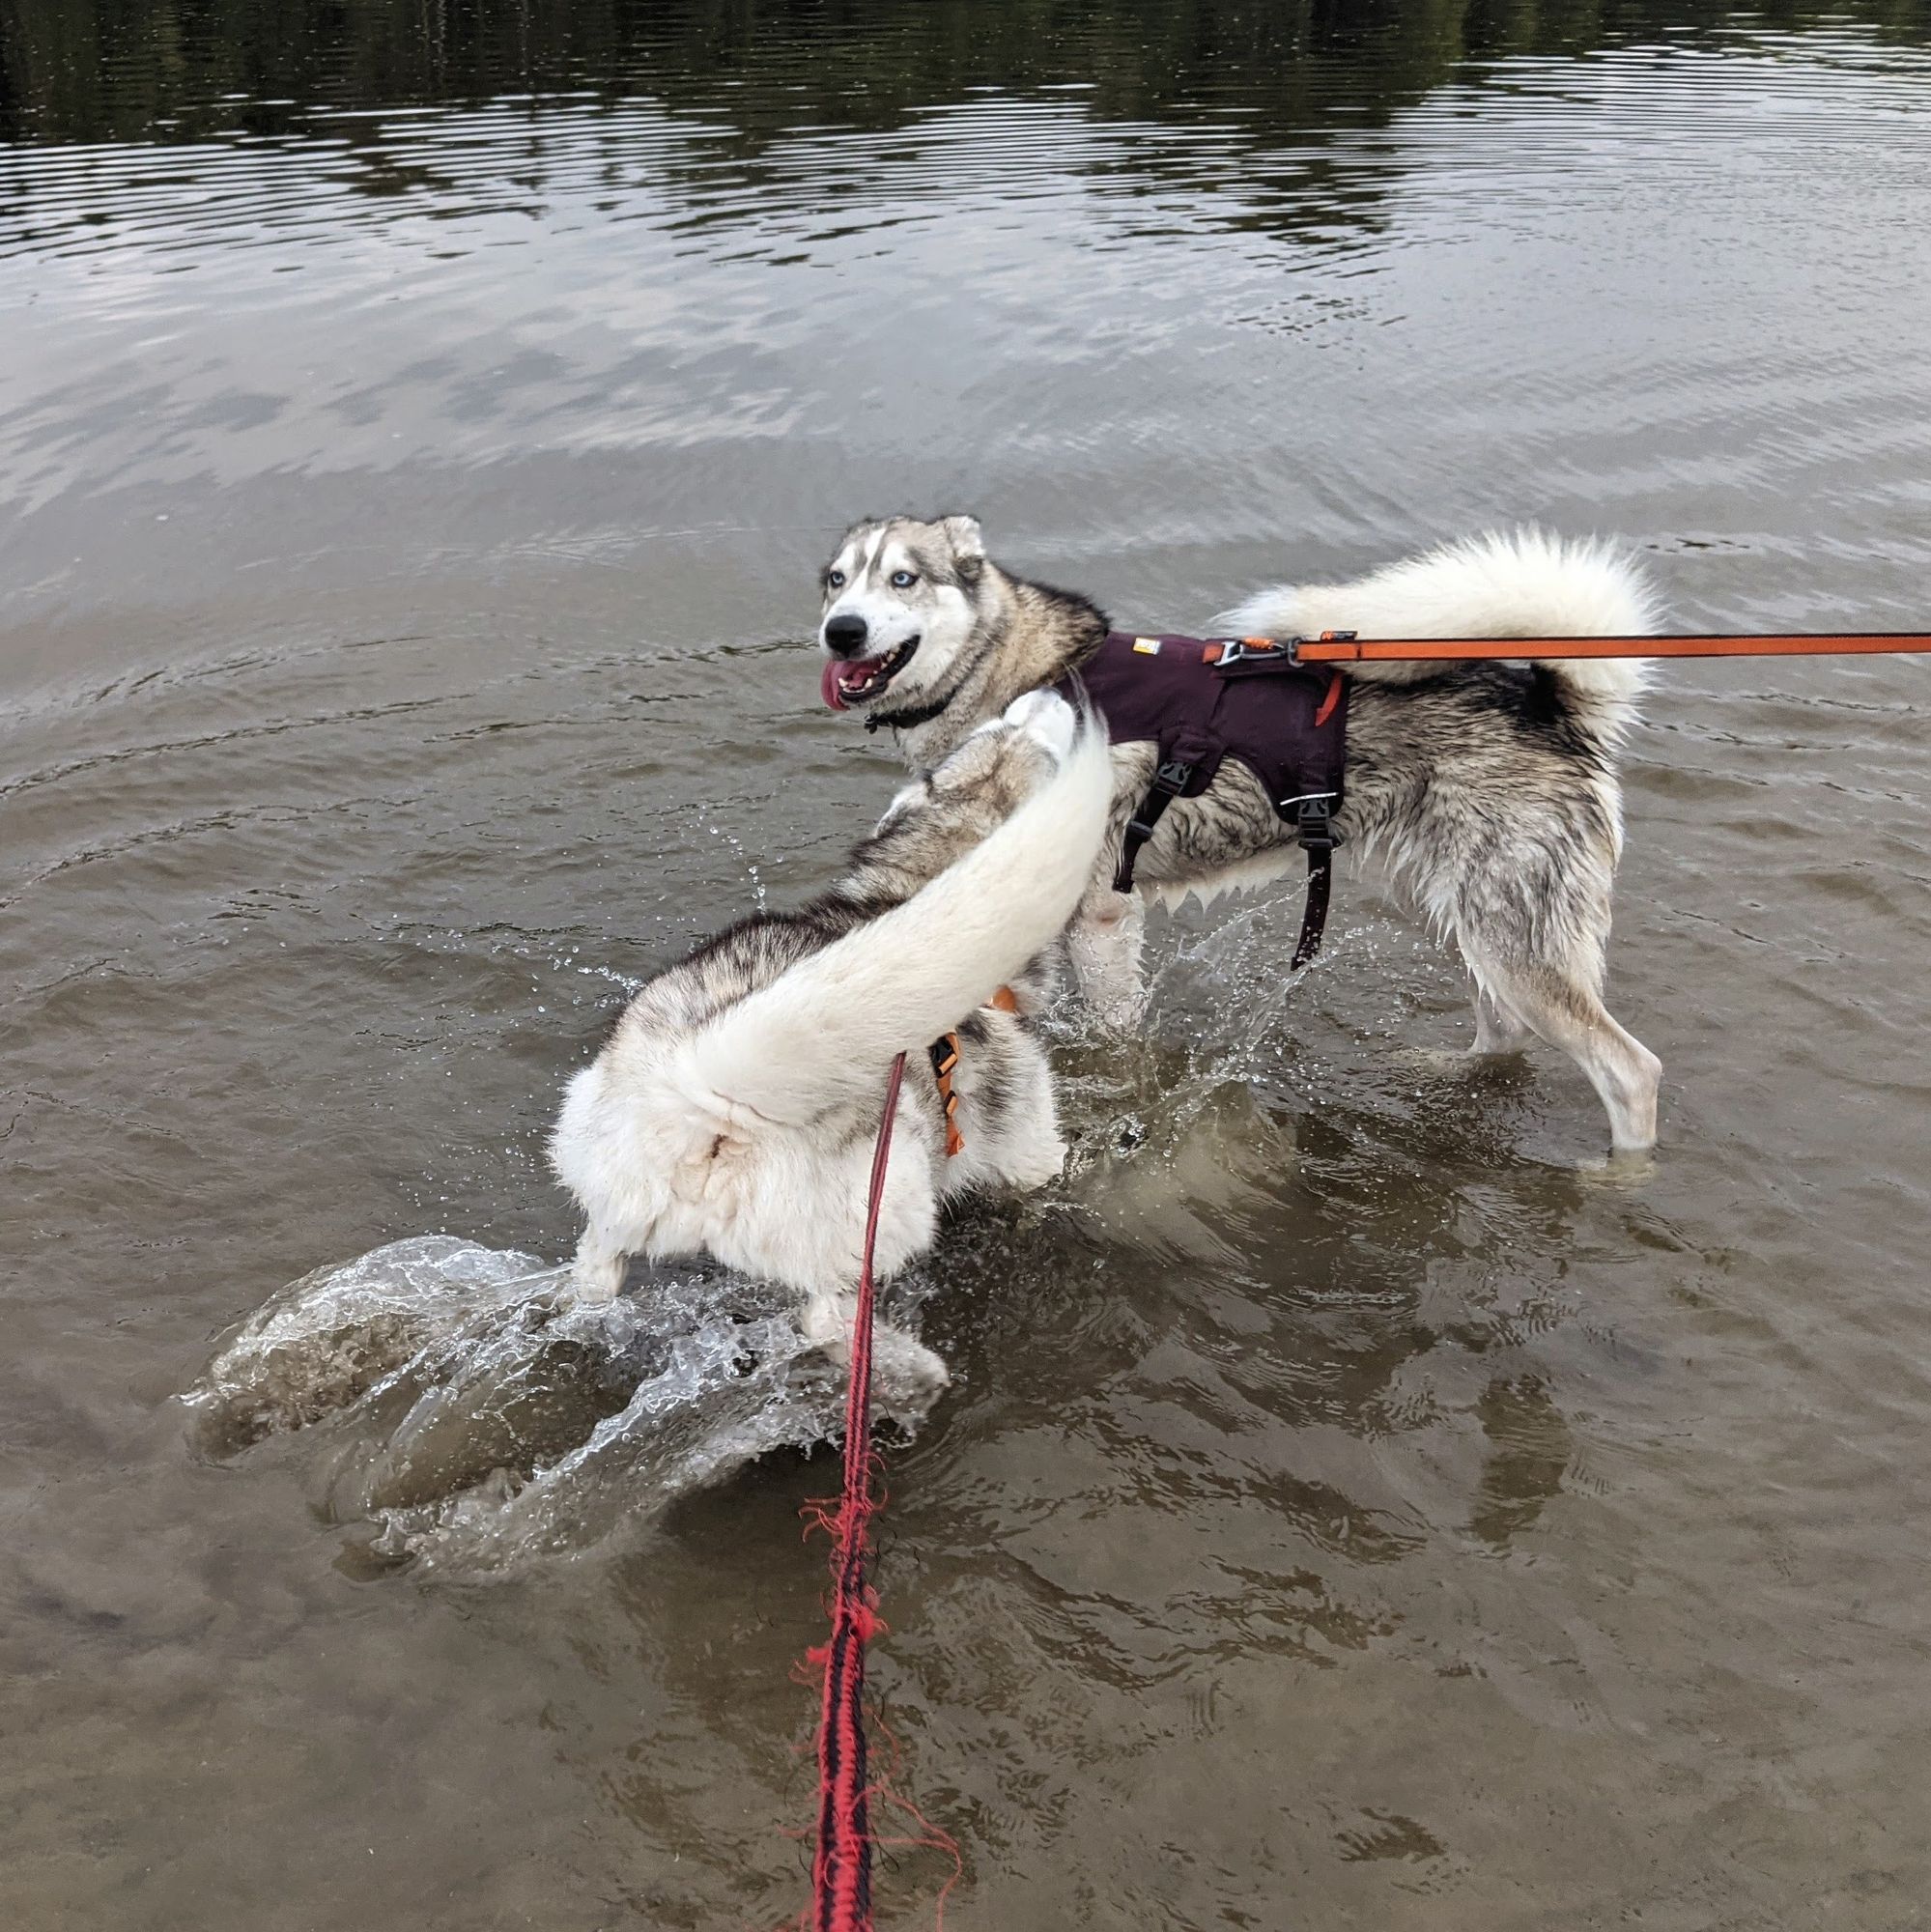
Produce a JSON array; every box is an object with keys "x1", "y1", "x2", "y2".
[
  {"x1": 550, "y1": 690, "x2": 1111, "y2": 1391},
  {"x1": 815, "y1": 517, "x2": 1663, "y2": 1153}
]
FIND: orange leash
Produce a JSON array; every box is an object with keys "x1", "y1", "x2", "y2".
[{"x1": 1291, "y1": 631, "x2": 1931, "y2": 665}]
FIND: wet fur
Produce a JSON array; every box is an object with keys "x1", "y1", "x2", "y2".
[
  {"x1": 817, "y1": 519, "x2": 1662, "y2": 1152},
  {"x1": 550, "y1": 693, "x2": 1112, "y2": 1390}
]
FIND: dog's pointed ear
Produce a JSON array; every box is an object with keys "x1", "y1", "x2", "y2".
[{"x1": 940, "y1": 514, "x2": 985, "y2": 582}]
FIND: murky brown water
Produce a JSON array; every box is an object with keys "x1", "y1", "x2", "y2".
[{"x1": 7, "y1": 2, "x2": 1931, "y2": 1925}]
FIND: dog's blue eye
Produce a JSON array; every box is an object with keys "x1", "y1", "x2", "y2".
[
  {"x1": 891, "y1": 570, "x2": 917, "y2": 588},
  {"x1": 827, "y1": 570, "x2": 845, "y2": 589}
]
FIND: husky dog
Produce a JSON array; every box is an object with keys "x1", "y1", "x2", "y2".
[
  {"x1": 549, "y1": 691, "x2": 1110, "y2": 1391},
  {"x1": 815, "y1": 517, "x2": 1663, "y2": 1153}
]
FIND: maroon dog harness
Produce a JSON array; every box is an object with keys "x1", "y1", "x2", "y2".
[{"x1": 1055, "y1": 632, "x2": 1350, "y2": 968}]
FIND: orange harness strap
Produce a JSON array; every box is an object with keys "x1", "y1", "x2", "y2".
[
  {"x1": 1290, "y1": 631, "x2": 1931, "y2": 665},
  {"x1": 929, "y1": 1033, "x2": 964, "y2": 1158},
  {"x1": 929, "y1": 987, "x2": 1021, "y2": 1161}
]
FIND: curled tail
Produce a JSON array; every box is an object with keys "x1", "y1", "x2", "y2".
[
  {"x1": 689, "y1": 711, "x2": 1112, "y2": 1124},
  {"x1": 1216, "y1": 527, "x2": 1661, "y2": 724}
]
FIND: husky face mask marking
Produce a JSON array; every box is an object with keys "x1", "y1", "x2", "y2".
[{"x1": 818, "y1": 514, "x2": 987, "y2": 717}]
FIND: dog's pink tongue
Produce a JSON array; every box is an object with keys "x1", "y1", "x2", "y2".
[{"x1": 823, "y1": 655, "x2": 892, "y2": 711}]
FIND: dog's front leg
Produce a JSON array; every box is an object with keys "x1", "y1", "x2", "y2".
[
  {"x1": 1067, "y1": 885, "x2": 1148, "y2": 1030},
  {"x1": 802, "y1": 1291, "x2": 951, "y2": 1396},
  {"x1": 801, "y1": 1290, "x2": 851, "y2": 1356},
  {"x1": 568, "y1": 1228, "x2": 629, "y2": 1304}
]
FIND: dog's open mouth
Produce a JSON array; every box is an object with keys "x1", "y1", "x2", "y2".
[{"x1": 821, "y1": 637, "x2": 920, "y2": 712}]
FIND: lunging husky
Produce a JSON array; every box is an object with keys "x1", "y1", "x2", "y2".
[
  {"x1": 815, "y1": 517, "x2": 1663, "y2": 1153},
  {"x1": 550, "y1": 691, "x2": 1109, "y2": 1390}
]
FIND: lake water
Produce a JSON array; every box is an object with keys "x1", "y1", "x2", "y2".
[{"x1": 5, "y1": 2, "x2": 1931, "y2": 1926}]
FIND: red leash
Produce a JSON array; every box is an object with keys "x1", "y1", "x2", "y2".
[{"x1": 806, "y1": 1049, "x2": 906, "y2": 1932}]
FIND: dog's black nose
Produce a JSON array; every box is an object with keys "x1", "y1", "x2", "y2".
[{"x1": 823, "y1": 612, "x2": 869, "y2": 658}]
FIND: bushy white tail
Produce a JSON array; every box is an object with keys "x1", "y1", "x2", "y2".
[
  {"x1": 689, "y1": 718, "x2": 1112, "y2": 1124},
  {"x1": 1216, "y1": 527, "x2": 1661, "y2": 705}
]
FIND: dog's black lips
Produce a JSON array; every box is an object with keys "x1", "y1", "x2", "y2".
[{"x1": 866, "y1": 632, "x2": 1000, "y2": 734}]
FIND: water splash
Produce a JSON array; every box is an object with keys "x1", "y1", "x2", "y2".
[
  {"x1": 180, "y1": 899, "x2": 1380, "y2": 1574},
  {"x1": 183, "y1": 1235, "x2": 940, "y2": 1574}
]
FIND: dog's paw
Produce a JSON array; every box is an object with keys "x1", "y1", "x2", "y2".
[
  {"x1": 871, "y1": 1323, "x2": 951, "y2": 1404},
  {"x1": 873, "y1": 778, "x2": 929, "y2": 834},
  {"x1": 803, "y1": 1303, "x2": 950, "y2": 1406},
  {"x1": 1003, "y1": 687, "x2": 1077, "y2": 761},
  {"x1": 998, "y1": 1131, "x2": 1068, "y2": 1194},
  {"x1": 565, "y1": 1236, "x2": 627, "y2": 1306},
  {"x1": 1577, "y1": 1145, "x2": 1659, "y2": 1185}
]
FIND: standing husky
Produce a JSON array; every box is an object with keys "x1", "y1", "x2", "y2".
[
  {"x1": 814, "y1": 517, "x2": 1663, "y2": 1153},
  {"x1": 550, "y1": 692, "x2": 1109, "y2": 1391}
]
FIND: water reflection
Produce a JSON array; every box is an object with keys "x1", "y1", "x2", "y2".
[
  {"x1": 6, "y1": 0, "x2": 1928, "y2": 585},
  {"x1": 10, "y1": 0, "x2": 1931, "y2": 149},
  {"x1": 9, "y1": 0, "x2": 1931, "y2": 267}
]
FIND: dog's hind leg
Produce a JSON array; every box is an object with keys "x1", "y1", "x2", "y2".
[
  {"x1": 1468, "y1": 956, "x2": 1660, "y2": 1151},
  {"x1": 1468, "y1": 983, "x2": 1534, "y2": 1057},
  {"x1": 1067, "y1": 887, "x2": 1148, "y2": 1030},
  {"x1": 1449, "y1": 811, "x2": 1661, "y2": 1151}
]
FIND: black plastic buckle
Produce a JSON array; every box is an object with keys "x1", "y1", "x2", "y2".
[
  {"x1": 1294, "y1": 793, "x2": 1341, "y2": 851},
  {"x1": 1120, "y1": 759, "x2": 1196, "y2": 884}
]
